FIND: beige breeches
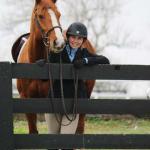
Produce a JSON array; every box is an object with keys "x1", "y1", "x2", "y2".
[{"x1": 45, "y1": 114, "x2": 79, "y2": 134}]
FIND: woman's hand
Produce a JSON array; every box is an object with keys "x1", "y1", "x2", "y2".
[{"x1": 73, "y1": 59, "x2": 86, "y2": 69}]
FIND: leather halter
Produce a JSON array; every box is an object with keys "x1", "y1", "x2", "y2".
[{"x1": 34, "y1": 13, "x2": 62, "y2": 47}]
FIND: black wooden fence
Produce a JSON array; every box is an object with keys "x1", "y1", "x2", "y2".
[{"x1": 1, "y1": 62, "x2": 150, "y2": 149}]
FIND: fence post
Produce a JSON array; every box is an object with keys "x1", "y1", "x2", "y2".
[{"x1": 0, "y1": 62, "x2": 13, "y2": 150}]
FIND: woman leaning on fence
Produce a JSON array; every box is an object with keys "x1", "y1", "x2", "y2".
[{"x1": 38, "y1": 22, "x2": 110, "y2": 150}]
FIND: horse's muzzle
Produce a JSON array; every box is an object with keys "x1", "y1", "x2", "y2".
[{"x1": 52, "y1": 39, "x2": 65, "y2": 53}]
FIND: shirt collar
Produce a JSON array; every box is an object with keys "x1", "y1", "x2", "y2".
[{"x1": 66, "y1": 44, "x2": 78, "y2": 54}]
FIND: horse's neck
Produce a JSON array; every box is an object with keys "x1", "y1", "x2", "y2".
[{"x1": 28, "y1": 33, "x2": 47, "y2": 62}]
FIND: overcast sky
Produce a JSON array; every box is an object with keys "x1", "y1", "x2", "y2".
[
  {"x1": 100, "y1": 0, "x2": 150, "y2": 64},
  {"x1": 121, "y1": 0, "x2": 150, "y2": 47}
]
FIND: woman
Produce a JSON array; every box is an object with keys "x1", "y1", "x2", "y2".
[{"x1": 43, "y1": 22, "x2": 110, "y2": 150}]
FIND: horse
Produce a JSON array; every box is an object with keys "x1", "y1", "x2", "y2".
[
  {"x1": 15, "y1": 0, "x2": 96, "y2": 134},
  {"x1": 16, "y1": 0, "x2": 65, "y2": 134}
]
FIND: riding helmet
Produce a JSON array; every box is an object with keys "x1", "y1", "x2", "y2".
[{"x1": 66, "y1": 22, "x2": 88, "y2": 39}]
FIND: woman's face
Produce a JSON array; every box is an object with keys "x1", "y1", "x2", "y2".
[{"x1": 68, "y1": 35, "x2": 84, "y2": 49}]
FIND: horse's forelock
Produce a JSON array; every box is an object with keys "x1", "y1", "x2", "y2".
[
  {"x1": 35, "y1": 0, "x2": 57, "y2": 5},
  {"x1": 52, "y1": 0, "x2": 57, "y2": 3},
  {"x1": 35, "y1": 0, "x2": 41, "y2": 4}
]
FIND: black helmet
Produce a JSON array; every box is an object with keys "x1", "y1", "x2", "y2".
[{"x1": 66, "y1": 22, "x2": 88, "y2": 39}]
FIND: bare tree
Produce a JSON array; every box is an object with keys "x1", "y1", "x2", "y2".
[
  {"x1": 0, "y1": 0, "x2": 34, "y2": 30},
  {"x1": 62, "y1": 0, "x2": 137, "y2": 52}
]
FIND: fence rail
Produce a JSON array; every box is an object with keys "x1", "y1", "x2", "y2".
[
  {"x1": 14, "y1": 134, "x2": 150, "y2": 149},
  {"x1": 12, "y1": 63, "x2": 150, "y2": 80},
  {"x1": 1, "y1": 62, "x2": 150, "y2": 149},
  {"x1": 13, "y1": 99, "x2": 150, "y2": 114}
]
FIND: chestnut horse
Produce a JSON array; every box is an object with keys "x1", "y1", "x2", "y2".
[
  {"x1": 16, "y1": 0, "x2": 95, "y2": 134},
  {"x1": 17, "y1": 0, "x2": 65, "y2": 134}
]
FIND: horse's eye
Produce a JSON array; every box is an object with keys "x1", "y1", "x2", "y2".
[
  {"x1": 47, "y1": 6, "x2": 51, "y2": 9},
  {"x1": 38, "y1": 15, "x2": 45, "y2": 19}
]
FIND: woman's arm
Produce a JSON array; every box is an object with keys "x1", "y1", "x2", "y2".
[
  {"x1": 83, "y1": 48, "x2": 110, "y2": 64},
  {"x1": 74, "y1": 49, "x2": 110, "y2": 68}
]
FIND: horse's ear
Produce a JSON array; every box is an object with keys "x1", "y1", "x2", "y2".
[
  {"x1": 52, "y1": 0, "x2": 57, "y2": 3},
  {"x1": 35, "y1": 0, "x2": 41, "y2": 4},
  {"x1": 35, "y1": 0, "x2": 57, "y2": 4}
]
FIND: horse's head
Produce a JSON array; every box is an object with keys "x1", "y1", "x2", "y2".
[{"x1": 33, "y1": 0, "x2": 65, "y2": 53}]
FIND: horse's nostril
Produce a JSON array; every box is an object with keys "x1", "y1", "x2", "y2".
[
  {"x1": 54, "y1": 39, "x2": 58, "y2": 46},
  {"x1": 54, "y1": 39, "x2": 65, "y2": 48}
]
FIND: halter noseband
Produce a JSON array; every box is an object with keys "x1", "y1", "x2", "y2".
[{"x1": 34, "y1": 14, "x2": 63, "y2": 48}]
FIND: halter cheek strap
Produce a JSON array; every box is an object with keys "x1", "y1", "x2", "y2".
[
  {"x1": 34, "y1": 14, "x2": 63, "y2": 47},
  {"x1": 34, "y1": 15, "x2": 45, "y2": 34}
]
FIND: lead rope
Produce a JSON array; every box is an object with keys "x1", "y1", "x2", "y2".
[
  {"x1": 59, "y1": 54, "x2": 78, "y2": 126},
  {"x1": 72, "y1": 67, "x2": 78, "y2": 119},
  {"x1": 47, "y1": 48, "x2": 78, "y2": 126},
  {"x1": 46, "y1": 46, "x2": 62, "y2": 127}
]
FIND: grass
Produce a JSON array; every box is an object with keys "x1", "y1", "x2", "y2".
[
  {"x1": 14, "y1": 120, "x2": 47, "y2": 134},
  {"x1": 85, "y1": 117, "x2": 150, "y2": 134},
  {"x1": 14, "y1": 117, "x2": 150, "y2": 150},
  {"x1": 14, "y1": 116, "x2": 150, "y2": 134}
]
